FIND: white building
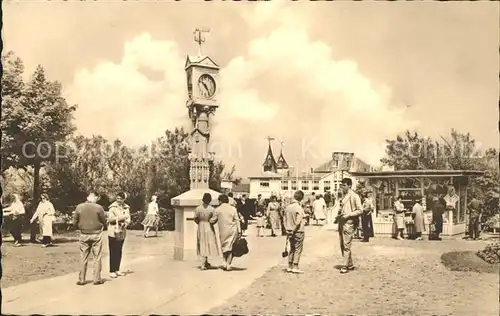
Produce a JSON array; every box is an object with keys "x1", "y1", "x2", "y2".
[{"x1": 248, "y1": 144, "x2": 373, "y2": 199}]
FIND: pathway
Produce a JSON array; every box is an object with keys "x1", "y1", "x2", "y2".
[{"x1": 2, "y1": 225, "x2": 328, "y2": 315}]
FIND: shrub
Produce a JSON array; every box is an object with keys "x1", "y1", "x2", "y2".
[
  {"x1": 158, "y1": 207, "x2": 175, "y2": 231},
  {"x1": 127, "y1": 207, "x2": 175, "y2": 231},
  {"x1": 476, "y1": 241, "x2": 500, "y2": 264},
  {"x1": 484, "y1": 214, "x2": 500, "y2": 230},
  {"x1": 128, "y1": 210, "x2": 145, "y2": 230}
]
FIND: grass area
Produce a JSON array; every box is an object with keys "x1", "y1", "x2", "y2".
[
  {"x1": 441, "y1": 250, "x2": 500, "y2": 274},
  {"x1": 1, "y1": 230, "x2": 173, "y2": 288}
]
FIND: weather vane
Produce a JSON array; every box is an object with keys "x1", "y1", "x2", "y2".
[
  {"x1": 266, "y1": 136, "x2": 275, "y2": 145},
  {"x1": 193, "y1": 27, "x2": 211, "y2": 56}
]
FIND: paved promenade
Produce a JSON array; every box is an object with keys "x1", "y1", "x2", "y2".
[{"x1": 2, "y1": 225, "x2": 329, "y2": 315}]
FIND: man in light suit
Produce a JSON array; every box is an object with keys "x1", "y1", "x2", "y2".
[{"x1": 337, "y1": 178, "x2": 363, "y2": 274}]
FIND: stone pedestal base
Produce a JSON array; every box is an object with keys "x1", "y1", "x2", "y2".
[{"x1": 171, "y1": 188, "x2": 220, "y2": 261}]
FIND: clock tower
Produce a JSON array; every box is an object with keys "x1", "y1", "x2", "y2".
[
  {"x1": 184, "y1": 28, "x2": 220, "y2": 189},
  {"x1": 171, "y1": 28, "x2": 221, "y2": 261}
]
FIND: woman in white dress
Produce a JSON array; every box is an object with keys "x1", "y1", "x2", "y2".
[
  {"x1": 313, "y1": 194, "x2": 327, "y2": 225},
  {"x1": 142, "y1": 195, "x2": 160, "y2": 238},
  {"x1": 30, "y1": 193, "x2": 56, "y2": 247},
  {"x1": 393, "y1": 196, "x2": 406, "y2": 240}
]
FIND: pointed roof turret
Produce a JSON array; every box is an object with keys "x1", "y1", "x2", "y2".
[
  {"x1": 276, "y1": 141, "x2": 289, "y2": 170},
  {"x1": 262, "y1": 136, "x2": 277, "y2": 173}
]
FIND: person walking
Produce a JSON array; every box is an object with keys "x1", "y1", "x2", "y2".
[
  {"x1": 266, "y1": 195, "x2": 281, "y2": 237},
  {"x1": 211, "y1": 194, "x2": 241, "y2": 271},
  {"x1": 107, "y1": 192, "x2": 131, "y2": 278},
  {"x1": 194, "y1": 193, "x2": 220, "y2": 270},
  {"x1": 468, "y1": 194, "x2": 482, "y2": 240},
  {"x1": 142, "y1": 195, "x2": 160, "y2": 238},
  {"x1": 337, "y1": 178, "x2": 363, "y2": 274},
  {"x1": 284, "y1": 190, "x2": 306, "y2": 274},
  {"x1": 312, "y1": 194, "x2": 327, "y2": 225},
  {"x1": 73, "y1": 192, "x2": 107, "y2": 285},
  {"x1": 30, "y1": 194, "x2": 56, "y2": 247},
  {"x1": 3, "y1": 194, "x2": 25, "y2": 246}
]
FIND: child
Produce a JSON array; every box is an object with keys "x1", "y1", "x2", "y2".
[{"x1": 256, "y1": 211, "x2": 265, "y2": 237}]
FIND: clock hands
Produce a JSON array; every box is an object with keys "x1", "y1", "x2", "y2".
[
  {"x1": 198, "y1": 75, "x2": 214, "y2": 97},
  {"x1": 202, "y1": 81, "x2": 209, "y2": 92}
]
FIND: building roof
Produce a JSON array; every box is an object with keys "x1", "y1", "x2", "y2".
[
  {"x1": 249, "y1": 171, "x2": 283, "y2": 179},
  {"x1": 262, "y1": 143, "x2": 278, "y2": 173},
  {"x1": 351, "y1": 170, "x2": 486, "y2": 178},
  {"x1": 185, "y1": 55, "x2": 220, "y2": 69},
  {"x1": 314, "y1": 160, "x2": 335, "y2": 173},
  {"x1": 276, "y1": 149, "x2": 289, "y2": 169}
]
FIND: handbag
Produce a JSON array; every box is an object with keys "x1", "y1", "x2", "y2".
[
  {"x1": 282, "y1": 236, "x2": 289, "y2": 258},
  {"x1": 429, "y1": 223, "x2": 436, "y2": 232},
  {"x1": 232, "y1": 236, "x2": 249, "y2": 257},
  {"x1": 114, "y1": 217, "x2": 126, "y2": 240}
]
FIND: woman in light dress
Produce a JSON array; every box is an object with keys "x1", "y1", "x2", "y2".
[
  {"x1": 107, "y1": 192, "x2": 131, "y2": 278},
  {"x1": 312, "y1": 194, "x2": 327, "y2": 225},
  {"x1": 3, "y1": 193, "x2": 26, "y2": 246},
  {"x1": 194, "y1": 193, "x2": 220, "y2": 270},
  {"x1": 266, "y1": 195, "x2": 281, "y2": 237},
  {"x1": 30, "y1": 193, "x2": 56, "y2": 247},
  {"x1": 393, "y1": 196, "x2": 406, "y2": 240},
  {"x1": 211, "y1": 194, "x2": 241, "y2": 271},
  {"x1": 142, "y1": 195, "x2": 160, "y2": 238},
  {"x1": 412, "y1": 197, "x2": 426, "y2": 241}
]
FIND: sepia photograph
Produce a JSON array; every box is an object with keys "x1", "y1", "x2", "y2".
[{"x1": 1, "y1": 0, "x2": 499, "y2": 315}]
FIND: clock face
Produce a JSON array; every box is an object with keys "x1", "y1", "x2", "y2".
[{"x1": 198, "y1": 74, "x2": 216, "y2": 98}]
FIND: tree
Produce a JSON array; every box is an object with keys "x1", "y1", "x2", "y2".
[
  {"x1": 1, "y1": 51, "x2": 25, "y2": 171},
  {"x1": 222, "y1": 165, "x2": 243, "y2": 185},
  {"x1": 470, "y1": 148, "x2": 499, "y2": 221},
  {"x1": 1, "y1": 55, "x2": 76, "y2": 234},
  {"x1": 381, "y1": 130, "x2": 442, "y2": 170},
  {"x1": 44, "y1": 135, "x2": 114, "y2": 212},
  {"x1": 381, "y1": 129, "x2": 482, "y2": 171}
]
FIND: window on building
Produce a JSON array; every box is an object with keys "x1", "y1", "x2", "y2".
[
  {"x1": 313, "y1": 180, "x2": 320, "y2": 191},
  {"x1": 301, "y1": 181, "x2": 309, "y2": 191},
  {"x1": 260, "y1": 181, "x2": 270, "y2": 188},
  {"x1": 323, "y1": 180, "x2": 331, "y2": 191},
  {"x1": 334, "y1": 182, "x2": 339, "y2": 191},
  {"x1": 291, "y1": 180, "x2": 297, "y2": 190},
  {"x1": 281, "y1": 180, "x2": 289, "y2": 191}
]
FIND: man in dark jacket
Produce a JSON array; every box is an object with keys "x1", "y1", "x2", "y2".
[{"x1": 73, "y1": 192, "x2": 107, "y2": 285}]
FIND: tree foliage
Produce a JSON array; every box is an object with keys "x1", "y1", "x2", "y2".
[
  {"x1": 1, "y1": 51, "x2": 76, "y2": 217},
  {"x1": 381, "y1": 129, "x2": 482, "y2": 170}
]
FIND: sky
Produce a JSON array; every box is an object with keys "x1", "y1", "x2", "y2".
[{"x1": 3, "y1": 1, "x2": 499, "y2": 177}]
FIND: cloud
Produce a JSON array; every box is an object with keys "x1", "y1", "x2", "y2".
[{"x1": 66, "y1": 3, "x2": 418, "y2": 176}]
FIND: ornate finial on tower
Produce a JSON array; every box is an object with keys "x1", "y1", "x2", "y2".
[
  {"x1": 266, "y1": 136, "x2": 275, "y2": 145},
  {"x1": 193, "y1": 27, "x2": 211, "y2": 57}
]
